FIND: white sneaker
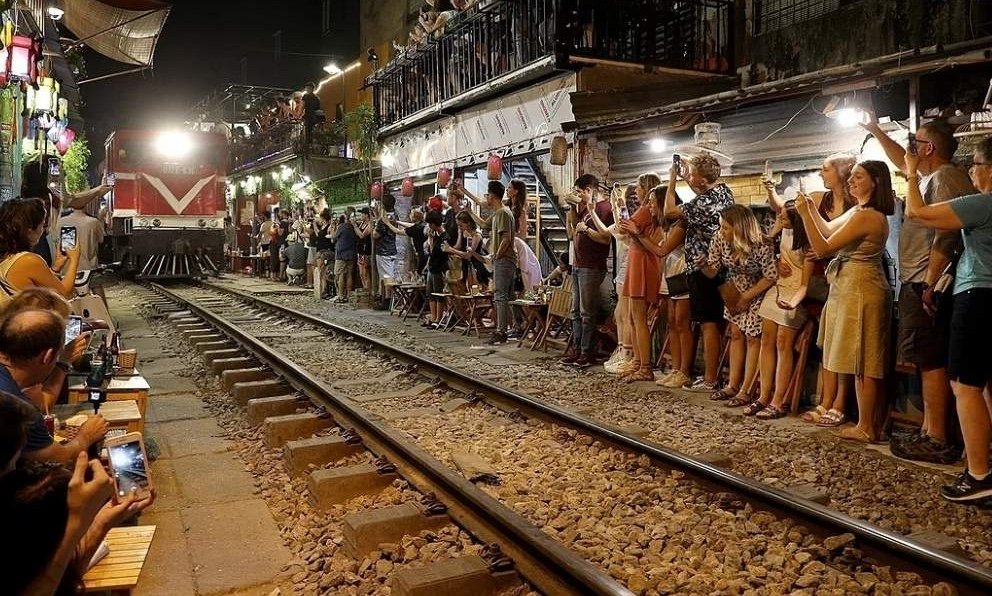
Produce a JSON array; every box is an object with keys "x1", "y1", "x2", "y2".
[
  {"x1": 661, "y1": 370, "x2": 690, "y2": 388},
  {"x1": 654, "y1": 371, "x2": 674, "y2": 385},
  {"x1": 602, "y1": 348, "x2": 622, "y2": 371},
  {"x1": 604, "y1": 355, "x2": 628, "y2": 374}
]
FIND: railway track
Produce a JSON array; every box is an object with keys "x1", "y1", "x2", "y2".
[{"x1": 146, "y1": 280, "x2": 992, "y2": 594}]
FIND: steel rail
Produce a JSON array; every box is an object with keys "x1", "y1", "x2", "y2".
[
  {"x1": 149, "y1": 283, "x2": 632, "y2": 596},
  {"x1": 188, "y1": 279, "x2": 992, "y2": 594}
]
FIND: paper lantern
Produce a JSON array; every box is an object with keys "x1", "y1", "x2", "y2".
[
  {"x1": 370, "y1": 181, "x2": 383, "y2": 200},
  {"x1": 27, "y1": 77, "x2": 59, "y2": 113},
  {"x1": 486, "y1": 153, "x2": 502, "y2": 180},
  {"x1": 437, "y1": 167, "x2": 452, "y2": 188},
  {"x1": 550, "y1": 135, "x2": 568, "y2": 165},
  {"x1": 56, "y1": 128, "x2": 75, "y2": 155},
  {"x1": 401, "y1": 177, "x2": 415, "y2": 197},
  {"x1": 5, "y1": 35, "x2": 40, "y2": 84}
]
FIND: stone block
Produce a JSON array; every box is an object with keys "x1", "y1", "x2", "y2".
[
  {"x1": 180, "y1": 326, "x2": 211, "y2": 337},
  {"x1": 283, "y1": 435, "x2": 363, "y2": 476},
  {"x1": 221, "y1": 367, "x2": 270, "y2": 389},
  {"x1": 210, "y1": 357, "x2": 256, "y2": 376},
  {"x1": 785, "y1": 483, "x2": 830, "y2": 505},
  {"x1": 909, "y1": 530, "x2": 966, "y2": 556},
  {"x1": 264, "y1": 412, "x2": 334, "y2": 448},
  {"x1": 247, "y1": 395, "x2": 303, "y2": 426},
  {"x1": 196, "y1": 341, "x2": 236, "y2": 355},
  {"x1": 439, "y1": 398, "x2": 470, "y2": 413},
  {"x1": 696, "y1": 450, "x2": 732, "y2": 468},
  {"x1": 391, "y1": 555, "x2": 521, "y2": 596},
  {"x1": 188, "y1": 334, "x2": 224, "y2": 346},
  {"x1": 201, "y1": 348, "x2": 241, "y2": 364},
  {"x1": 343, "y1": 503, "x2": 449, "y2": 558},
  {"x1": 232, "y1": 379, "x2": 290, "y2": 405},
  {"x1": 308, "y1": 463, "x2": 396, "y2": 508}
]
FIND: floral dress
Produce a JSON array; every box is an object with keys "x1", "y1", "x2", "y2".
[{"x1": 706, "y1": 235, "x2": 777, "y2": 337}]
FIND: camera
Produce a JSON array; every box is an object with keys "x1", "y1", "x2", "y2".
[{"x1": 88, "y1": 388, "x2": 107, "y2": 405}]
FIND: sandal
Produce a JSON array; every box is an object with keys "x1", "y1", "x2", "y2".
[
  {"x1": 624, "y1": 368, "x2": 655, "y2": 383},
  {"x1": 835, "y1": 425, "x2": 875, "y2": 443},
  {"x1": 801, "y1": 405, "x2": 828, "y2": 423},
  {"x1": 756, "y1": 404, "x2": 788, "y2": 420},
  {"x1": 743, "y1": 400, "x2": 768, "y2": 416},
  {"x1": 709, "y1": 387, "x2": 738, "y2": 401},
  {"x1": 725, "y1": 393, "x2": 753, "y2": 407},
  {"x1": 816, "y1": 409, "x2": 846, "y2": 427}
]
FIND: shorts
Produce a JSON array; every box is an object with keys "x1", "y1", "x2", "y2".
[
  {"x1": 897, "y1": 283, "x2": 949, "y2": 369},
  {"x1": 376, "y1": 254, "x2": 397, "y2": 279},
  {"x1": 426, "y1": 271, "x2": 446, "y2": 299},
  {"x1": 334, "y1": 259, "x2": 354, "y2": 276},
  {"x1": 948, "y1": 288, "x2": 992, "y2": 388},
  {"x1": 286, "y1": 267, "x2": 305, "y2": 277},
  {"x1": 688, "y1": 269, "x2": 724, "y2": 323}
]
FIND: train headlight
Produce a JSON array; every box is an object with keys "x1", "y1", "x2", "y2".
[
  {"x1": 197, "y1": 219, "x2": 206, "y2": 228},
  {"x1": 139, "y1": 218, "x2": 149, "y2": 227},
  {"x1": 152, "y1": 218, "x2": 161, "y2": 227},
  {"x1": 154, "y1": 131, "x2": 194, "y2": 159},
  {"x1": 209, "y1": 219, "x2": 219, "y2": 228}
]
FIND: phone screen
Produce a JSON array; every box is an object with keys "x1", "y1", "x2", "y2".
[
  {"x1": 108, "y1": 437, "x2": 150, "y2": 497},
  {"x1": 60, "y1": 226, "x2": 77, "y2": 250},
  {"x1": 48, "y1": 158, "x2": 61, "y2": 178},
  {"x1": 65, "y1": 316, "x2": 82, "y2": 345},
  {"x1": 908, "y1": 133, "x2": 918, "y2": 156},
  {"x1": 106, "y1": 173, "x2": 116, "y2": 187}
]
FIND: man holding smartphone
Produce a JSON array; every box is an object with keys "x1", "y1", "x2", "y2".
[{"x1": 60, "y1": 206, "x2": 105, "y2": 271}]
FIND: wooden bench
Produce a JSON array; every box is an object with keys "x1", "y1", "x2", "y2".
[
  {"x1": 69, "y1": 372, "x2": 151, "y2": 418},
  {"x1": 82, "y1": 525, "x2": 156, "y2": 595}
]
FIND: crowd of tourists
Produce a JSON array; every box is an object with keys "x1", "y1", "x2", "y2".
[{"x1": 375, "y1": 122, "x2": 992, "y2": 505}]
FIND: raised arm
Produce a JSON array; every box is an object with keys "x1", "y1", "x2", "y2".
[
  {"x1": 861, "y1": 116, "x2": 907, "y2": 169},
  {"x1": 903, "y1": 169, "x2": 965, "y2": 232},
  {"x1": 664, "y1": 166, "x2": 684, "y2": 219},
  {"x1": 380, "y1": 217, "x2": 407, "y2": 236},
  {"x1": 65, "y1": 185, "x2": 111, "y2": 210}
]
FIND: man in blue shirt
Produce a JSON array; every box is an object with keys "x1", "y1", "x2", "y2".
[{"x1": 0, "y1": 309, "x2": 106, "y2": 463}]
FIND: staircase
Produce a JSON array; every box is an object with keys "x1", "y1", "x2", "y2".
[{"x1": 507, "y1": 158, "x2": 569, "y2": 273}]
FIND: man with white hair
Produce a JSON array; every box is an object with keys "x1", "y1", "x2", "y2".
[{"x1": 283, "y1": 232, "x2": 308, "y2": 285}]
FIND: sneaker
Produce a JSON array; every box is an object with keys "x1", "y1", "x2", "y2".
[
  {"x1": 507, "y1": 330, "x2": 523, "y2": 340},
  {"x1": 559, "y1": 349, "x2": 579, "y2": 365},
  {"x1": 573, "y1": 353, "x2": 594, "y2": 368},
  {"x1": 603, "y1": 356, "x2": 625, "y2": 374},
  {"x1": 603, "y1": 348, "x2": 622, "y2": 371},
  {"x1": 662, "y1": 370, "x2": 691, "y2": 388},
  {"x1": 683, "y1": 377, "x2": 717, "y2": 392},
  {"x1": 487, "y1": 332, "x2": 508, "y2": 346},
  {"x1": 892, "y1": 436, "x2": 960, "y2": 465},
  {"x1": 940, "y1": 470, "x2": 992, "y2": 503},
  {"x1": 654, "y1": 371, "x2": 674, "y2": 386}
]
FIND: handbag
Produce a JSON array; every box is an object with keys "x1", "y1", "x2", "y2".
[{"x1": 665, "y1": 272, "x2": 689, "y2": 296}]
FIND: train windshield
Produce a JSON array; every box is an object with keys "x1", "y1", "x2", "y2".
[{"x1": 113, "y1": 136, "x2": 225, "y2": 172}]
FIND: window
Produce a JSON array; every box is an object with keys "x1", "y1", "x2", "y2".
[{"x1": 754, "y1": 0, "x2": 851, "y2": 35}]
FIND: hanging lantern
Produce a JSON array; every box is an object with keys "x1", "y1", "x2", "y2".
[
  {"x1": 550, "y1": 135, "x2": 568, "y2": 166},
  {"x1": 486, "y1": 153, "x2": 503, "y2": 180},
  {"x1": 35, "y1": 112, "x2": 57, "y2": 131},
  {"x1": 6, "y1": 35, "x2": 40, "y2": 84},
  {"x1": 57, "y1": 128, "x2": 75, "y2": 156},
  {"x1": 370, "y1": 180, "x2": 383, "y2": 200},
  {"x1": 47, "y1": 118, "x2": 66, "y2": 143},
  {"x1": 57, "y1": 97, "x2": 68, "y2": 120},
  {"x1": 401, "y1": 177, "x2": 415, "y2": 197},
  {"x1": 27, "y1": 77, "x2": 59, "y2": 113},
  {"x1": 437, "y1": 167, "x2": 452, "y2": 188}
]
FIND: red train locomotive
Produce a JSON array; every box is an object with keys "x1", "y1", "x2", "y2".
[{"x1": 104, "y1": 129, "x2": 228, "y2": 278}]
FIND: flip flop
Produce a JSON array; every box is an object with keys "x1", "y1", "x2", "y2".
[{"x1": 835, "y1": 425, "x2": 875, "y2": 443}]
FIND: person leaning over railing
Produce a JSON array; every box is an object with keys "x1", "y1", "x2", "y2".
[{"x1": 903, "y1": 137, "x2": 992, "y2": 504}]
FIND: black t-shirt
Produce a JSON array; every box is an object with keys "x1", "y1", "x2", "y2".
[
  {"x1": 407, "y1": 222, "x2": 427, "y2": 266},
  {"x1": 374, "y1": 220, "x2": 397, "y2": 256},
  {"x1": 427, "y1": 231, "x2": 450, "y2": 273},
  {"x1": 442, "y1": 209, "x2": 458, "y2": 246},
  {"x1": 314, "y1": 222, "x2": 334, "y2": 251},
  {"x1": 303, "y1": 92, "x2": 321, "y2": 119}
]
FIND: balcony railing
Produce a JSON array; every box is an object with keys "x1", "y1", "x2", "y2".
[
  {"x1": 230, "y1": 120, "x2": 346, "y2": 172},
  {"x1": 370, "y1": 0, "x2": 734, "y2": 129}
]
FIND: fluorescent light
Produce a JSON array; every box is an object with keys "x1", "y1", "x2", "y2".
[
  {"x1": 649, "y1": 138, "x2": 668, "y2": 153},
  {"x1": 323, "y1": 63, "x2": 342, "y2": 75},
  {"x1": 830, "y1": 107, "x2": 866, "y2": 128}
]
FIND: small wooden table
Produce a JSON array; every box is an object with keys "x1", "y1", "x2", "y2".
[
  {"x1": 69, "y1": 372, "x2": 151, "y2": 418},
  {"x1": 510, "y1": 300, "x2": 548, "y2": 348},
  {"x1": 56, "y1": 400, "x2": 144, "y2": 436},
  {"x1": 82, "y1": 525, "x2": 157, "y2": 594},
  {"x1": 460, "y1": 294, "x2": 494, "y2": 337},
  {"x1": 229, "y1": 254, "x2": 267, "y2": 277}
]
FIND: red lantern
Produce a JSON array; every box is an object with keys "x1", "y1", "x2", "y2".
[
  {"x1": 487, "y1": 153, "x2": 503, "y2": 180},
  {"x1": 401, "y1": 177, "x2": 415, "y2": 197},
  {"x1": 370, "y1": 181, "x2": 383, "y2": 200},
  {"x1": 4, "y1": 35, "x2": 40, "y2": 84},
  {"x1": 437, "y1": 167, "x2": 452, "y2": 188},
  {"x1": 56, "y1": 127, "x2": 75, "y2": 156}
]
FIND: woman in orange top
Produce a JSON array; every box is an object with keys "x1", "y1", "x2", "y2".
[
  {"x1": 617, "y1": 184, "x2": 666, "y2": 382},
  {"x1": 0, "y1": 198, "x2": 80, "y2": 300}
]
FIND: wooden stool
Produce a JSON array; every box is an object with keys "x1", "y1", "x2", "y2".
[{"x1": 82, "y1": 525, "x2": 156, "y2": 594}]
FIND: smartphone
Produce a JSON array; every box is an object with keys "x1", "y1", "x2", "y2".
[
  {"x1": 763, "y1": 159, "x2": 772, "y2": 178},
  {"x1": 672, "y1": 154, "x2": 681, "y2": 167},
  {"x1": 60, "y1": 226, "x2": 77, "y2": 250},
  {"x1": 48, "y1": 158, "x2": 61, "y2": 178},
  {"x1": 106, "y1": 432, "x2": 153, "y2": 499},
  {"x1": 65, "y1": 315, "x2": 83, "y2": 345},
  {"x1": 798, "y1": 176, "x2": 808, "y2": 194},
  {"x1": 907, "y1": 132, "x2": 918, "y2": 156},
  {"x1": 106, "y1": 173, "x2": 116, "y2": 187}
]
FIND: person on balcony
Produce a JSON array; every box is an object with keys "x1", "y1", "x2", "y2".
[{"x1": 301, "y1": 82, "x2": 323, "y2": 149}]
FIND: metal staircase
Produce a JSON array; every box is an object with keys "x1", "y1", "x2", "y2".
[{"x1": 508, "y1": 158, "x2": 569, "y2": 273}]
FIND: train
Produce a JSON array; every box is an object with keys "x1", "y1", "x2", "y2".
[{"x1": 104, "y1": 129, "x2": 228, "y2": 279}]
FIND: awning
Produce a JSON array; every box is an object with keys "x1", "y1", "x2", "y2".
[{"x1": 63, "y1": 0, "x2": 171, "y2": 66}]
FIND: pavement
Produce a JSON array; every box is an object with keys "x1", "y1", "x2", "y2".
[{"x1": 106, "y1": 285, "x2": 291, "y2": 596}]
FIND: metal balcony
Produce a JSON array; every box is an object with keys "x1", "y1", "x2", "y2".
[{"x1": 369, "y1": 0, "x2": 734, "y2": 132}]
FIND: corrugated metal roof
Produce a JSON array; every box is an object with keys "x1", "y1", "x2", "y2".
[{"x1": 607, "y1": 94, "x2": 872, "y2": 181}]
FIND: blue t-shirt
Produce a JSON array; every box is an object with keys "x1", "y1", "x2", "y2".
[
  {"x1": 0, "y1": 364, "x2": 52, "y2": 452},
  {"x1": 948, "y1": 193, "x2": 992, "y2": 294},
  {"x1": 335, "y1": 222, "x2": 357, "y2": 261}
]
